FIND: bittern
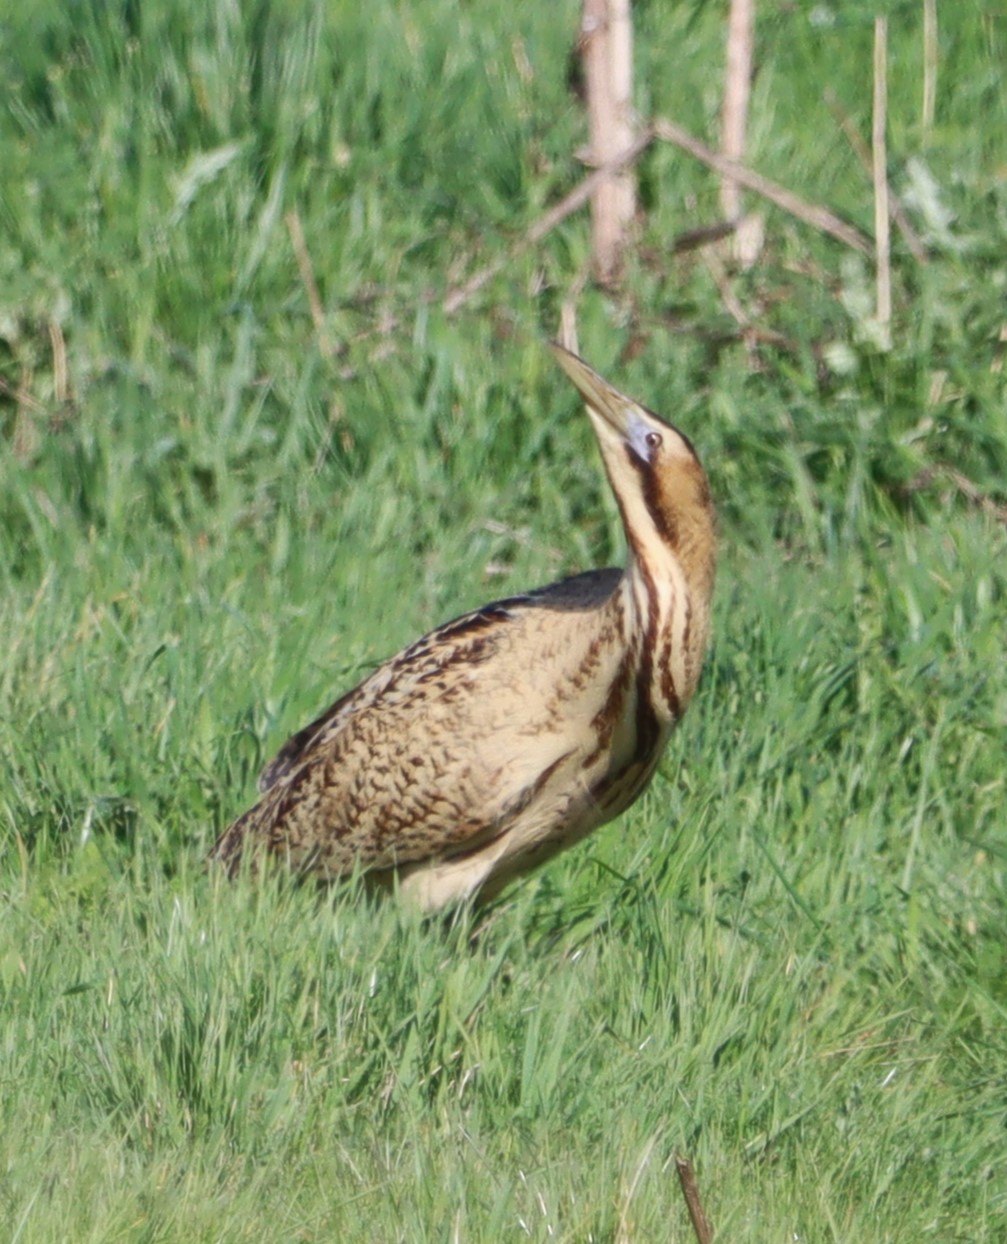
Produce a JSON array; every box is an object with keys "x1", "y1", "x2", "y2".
[{"x1": 210, "y1": 345, "x2": 716, "y2": 910}]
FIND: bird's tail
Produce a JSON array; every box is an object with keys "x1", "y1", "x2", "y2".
[{"x1": 206, "y1": 808, "x2": 256, "y2": 878}]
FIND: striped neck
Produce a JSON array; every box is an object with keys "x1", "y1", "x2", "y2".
[{"x1": 622, "y1": 539, "x2": 708, "y2": 727}]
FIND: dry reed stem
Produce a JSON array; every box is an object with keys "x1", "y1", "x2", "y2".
[
  {"x1": 923, "y1": 0, "x2": 938, "y2": 137},
  {"x1": 443, "y1": 110, "x2": 872, "y2": 315},
  {"x1": 701, "y1": 244, "x2": 752, "y2": 337},
  {"x1": 582, "y1": 0, "x2": 637, "y2": 284},
  {"x1": 286, "y1": 209, "x2": 337, "y2": 359},
  {"x1": 675, "y1": 1156, "x2": 714, "y2": 1244},
  {"x1": 558, "y1": 264, "x2": 590, "y2": 356},
  {"x1": 873, "y1": 17, "x2": 891, "y2": 333},
  {"x1": 48, "y1": 320, "x2": 69, "y2": 404},
  {"x1": 720, "y1": 0, "x2": 755, "y2": 222}
]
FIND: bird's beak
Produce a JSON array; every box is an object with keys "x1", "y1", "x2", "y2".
[{"x1": 549, "y1": 342, "x2": 635, "y2": 439}]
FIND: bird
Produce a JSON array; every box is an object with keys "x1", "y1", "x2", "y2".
[{"x1": 209, "y1": 344, "x2": 717, "y2": 910}]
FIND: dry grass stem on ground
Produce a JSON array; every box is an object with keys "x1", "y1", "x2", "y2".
[
  {"x1": 48, "y1": 320, "x2": 69, "y2": 404},
  {"x1": 700, "y1": 242, "x2": 792, "y2": 356},
  {"x1": 675, "y1": 1156, "x2": 714, "y2": 1244},
  {"x1": 873, "y1": 17, "x2": 891, "y2": 334},
  {"x1": 286, "y1": 209, "x2": 338, "y2": 359}
]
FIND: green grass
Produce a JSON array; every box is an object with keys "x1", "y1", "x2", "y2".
[{"x1": 2, "y1": 1, "x2": 1006, "y2": 1240}]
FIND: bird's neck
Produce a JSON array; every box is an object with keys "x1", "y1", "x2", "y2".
[{"x1": 622, "y1": 538, "x2": 711, "y2": 724}]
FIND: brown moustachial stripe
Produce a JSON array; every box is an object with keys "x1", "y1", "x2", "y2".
[{"x1": 208, "y1": 345, "x2": 717, "y2": 911}]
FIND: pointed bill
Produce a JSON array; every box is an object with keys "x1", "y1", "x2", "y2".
[{"x1": 549, "y1": 342, "x2": 636, "y2": 438}]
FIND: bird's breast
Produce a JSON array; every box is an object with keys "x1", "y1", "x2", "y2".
[{"x1": 462, "y1": 597, "x2": 670, "y2": 855}]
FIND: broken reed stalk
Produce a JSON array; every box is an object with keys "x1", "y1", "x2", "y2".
[
  {"x1": 922, "y1": 0, "x2": 937, "y2": 138},
  {"x1": 675, "y1": 1156, "x2": 714, "y2": 1244},
  {"x1": 443, "y1": 112, "x2": 872, "y2": 314},
  {"x1": 720, "y1": 0, "x2": 755, "y2": 222},
  {"x1": 873, "y1": 16, "x2": 891, "y2": 332},
  {"x1": 582, "y1": 0, "x2": 637, "y2": 285},
  {"x1": 653, "y1": 116, "x2": 871, "y2": 255}
]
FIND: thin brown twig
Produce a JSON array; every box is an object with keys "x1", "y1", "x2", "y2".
[
  {"x1": 0, "y1": 374, "x2": 46, "y2": 413},
  {"x1": 701, "y1": 244, "x2": 749, "y2": 327},
  {"x1": 653, "y1": 115, "x2": 871, "y2": 255},
  {"x1": 824, "y1": 90, "x2": 927, "y2": 263},
  {"x1": 672, "y1": 219, "x2": 737, "y2": 254},
  {"x1": 285, "y1": 209, "x2": 337, "y2": 358},
  {"x1": 675, "y1": 1156, "x2": 714, "y2": 1244}
]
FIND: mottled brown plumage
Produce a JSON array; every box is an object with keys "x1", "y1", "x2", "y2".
[{"x1": 209, "y1": 345, "x2": 716, "y2": 909}]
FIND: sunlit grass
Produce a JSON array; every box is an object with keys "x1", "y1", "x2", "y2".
[{"x1": 2, "y1": 1, "x2": 1006, "y2": 1240}]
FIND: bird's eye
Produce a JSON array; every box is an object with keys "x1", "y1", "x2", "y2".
[{"x1": 645, "y1": 431, "x2": 662, "y2": 451}]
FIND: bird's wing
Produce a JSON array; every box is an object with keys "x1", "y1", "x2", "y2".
[
  {"x1": 258, "y1": 685, "x2": 360, "y2": 793},
  {"x1": 257, "y1": 596, "x2": 533, "y2": 793},
  {"x1": 258, "y1": 569, "x2": 621, "y2": 792}
]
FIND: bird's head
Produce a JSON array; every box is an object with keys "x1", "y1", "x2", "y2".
[{"x1": 550, "y1": 343, "x2": 716, "y2": 601}]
